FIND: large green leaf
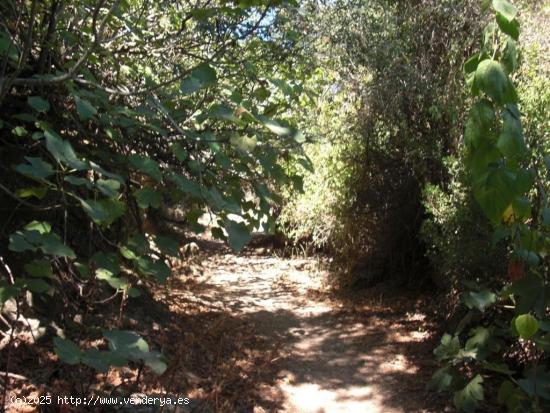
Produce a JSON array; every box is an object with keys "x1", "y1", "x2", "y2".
[
  {"x1": 134, "y1": 187, "x2": 162, "y2": 209},
  {"x1": 155, "y1": 235, "x2": 180, "y2": 257},
  {"x1": 434, "y1": 333, "x2": 460, "y2": 361},
  {"x1": 54, "y1": 337, "x2": 82, "y2": 365},
  {"x1": 16, "y1": 186, "x2": 48, "y2": 199},
  {"x1": 473, "y1": 167, "x2": 520, "y2": 224},
  {"x1": 453, "y1": 375, "x2": 484, "y2": 413},
  {"x1": 75, "y1": 96, "x2": 97, "y2": 120},
  {"x1": 496, "y1": 105, "x2": 527, "y2": 160},
  {"x1": 129, "y1": 155, "x2": 162, "y2": 182},
  {"x1": 105, "y1": 330, "x2": 167, "y2": 374},
  {"x1": 463, "y1": 289, "x2": 497, "y2": 312},
  {"x1": 464, "y1": 100, "x2": 495, "y2": 149},
  {"x1": 180, "y1": 63, "x2": 217, "y2": 95},
  {"x1": 9, "y1": 226, "x2": 76, "y2": 258},
  {"x1": 518, "y1": 367, "x2": 550, "y2": 400},
  {"x1": 515, "y1": 314, "x2": 538, "y2": 339},
  {"x1": 15, "y1": 157, "x2": 55, "y2": 180},
  {"x1": 474, "y1": 60, "x2": 516, "y2": 104},
  {"x1": 492, "y1": 0, "x2": 517, "y2": 22},
  {"x1": 96, "y1": 179, "x2": 121, "y2": 198},
  {"x1": 44, "y1": 129, "x2": 88, "y2": 170},
  {"x1": 225, "y1": 221, "x2": 251, "y2": 252},
  {"x1": 24, "y1": 259, "x2": 53, "y2": 278},
  {"x1": 136, "y1": 257, "x2": 171, "y2": 282},
  {"x1": 96, "y1": 269, "x2": 128, "y2": 290},
  {"x1": 25, "y1": 278, "x2": 50, "y2": 293},
  {"x1": 171, "y1": 143, "x2": 188, "y2": 161},
  {"x1": 27, "y1": 96, "x2": 51, "y2": 113},
  {"x1": 169, "y1": 173, "x2": 203, "y2": 197},
  {"x1": 80, "y1": 198, "x2": 125, "y2": 226},
  {"x1": 0, "y1": 282, "x2": 19, "y2": 304}
]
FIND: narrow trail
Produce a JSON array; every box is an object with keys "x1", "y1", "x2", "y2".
[{"x1": 168, "y1": 239, "x2": 444, "y2": 413}]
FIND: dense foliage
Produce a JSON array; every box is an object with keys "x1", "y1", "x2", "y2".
[
  {"x1": 280, "y1": 0, "x2": 486, "y2": 286},
  {"x1": 431, "y1": 1, "x2": 550, "y2": 411},
  {"x1": 0, "y1": 0, "x2": 308, "y2": 398}
]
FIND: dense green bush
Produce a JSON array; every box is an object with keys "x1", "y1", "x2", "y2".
[
  {"x1": 421, "y1": 156, "x2": 506, "y2": 290},
  {"x1": 279, "y1": 0, "x2": 484, "y2": 286}
]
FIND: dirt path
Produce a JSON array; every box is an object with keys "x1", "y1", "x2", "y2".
[{"x1": 170, "y1": 240, "x2": 444, "y2": 413}]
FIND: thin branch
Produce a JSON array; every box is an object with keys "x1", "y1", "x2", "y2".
[{"x1": 0, "y1": 0, "x2": 121, "y2": 88}]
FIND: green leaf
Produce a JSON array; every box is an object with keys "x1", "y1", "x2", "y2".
[
  {"x1": 498, "y1": 380, "x2": 526, "y2": 410},
  {"x1": 96, "y1": 269, "x2": 128, "y2": 290},
  {"x1": 15, "y1": 157, "x2": 55, "y2": 179},
  {"x1": 473, "y1": 167, "x2": 520, "y2": 224},
  {"x1": 0, "y1": 282, "x2": 19, "y2": 304},
  {"x1": 125, "y1": 234, "x2": 150, "y2": 257},
  {"x1": 225, "y1": 221, "x2": 251, "y2": 252},
  {"x1": 434, "y1": 333, "x2": 460, "y2": 361},
  {"x1": 65, "y1": 176, "x2": 92, "y2": 188},
  {"x1": 75, "y1": 96, "x2": 97, "y2": 120},
  {"x1": 92, "y1": 252, "x2": 120, "y2": 276},
  {"x1": 134, "y1": 187, "x2": 162, "y2": 209},
  {"x1": 155, "y1": 235, "x2": 179, "y2": 257},
  {"x1": 208, "y1": 103, "x2": 241, "y2": 123},
  {"x1": 474, "y1": 60, "x2": 516, "y2": 104},
  {"x1": 25, "y1": 278, "x2": 50, "y2": 293},
  {"x1": 180, "y1": 63, "x2": 217, "y2": 95},
  {"x1": 16, "y1": 186, "x2": 48, "y2": 199},
  {"x1": 104, "y1": 330, "x2": 149, "y2": 356},
  {"x1": 453, "y1": 375, "x2": 484, "y2": 413},
  {"x1": 96, "y1": 179, "x2": 120, "y2": 198},
  {"x1": 515, "y1": 314, "x2": 539, "y2": 339},
  {"x1": 129, "y1": 154, "x2": 162, "y2": 182},
  {"x1": 256, "y1": 115, "x2": 304, "y2": 142},
  {"x1": 497, "y1": 16, "x2": 519, "y2": 41},
  {"x1": 8, "y1": 232, "x2": 36, "y2": 252},
  {"x1": 429, "y1": 367, "x2": 461, "y2": 392},
  {"x1": 74, "y1": 262, "x2": 91, "y2": 279},
  {"x1": 27, "y1": 96, "x2": 51, "y2": 113},
  {"x1": 497, "y1": 105, "x2": 527, "y2": 159},
  {"x1": 0, "y1": 30, "x2": 19, "y2": 62},
  {"x1": 126, "y1": 287, "x2": 141, "y2": 298},
  {"x1": 464, "y1": 100, "x2": 495, "y2": 149},
  {"x1": 44, "y1": 129, "x2": 88, "y2": 170},
  {"x1": 463, "y1": 289, "x2": 497, "y2": 312},
  {"x1": 54, "y1": 337, "x2": 82, "y2": 365},
  {"x1": 24, "y1": 259, "x2": 53, "y2": 278},
  {"x1": 13, "y1": 126, "x2": 28, "y2": 136},
  {"x1": 25, "y1": 220, "x2": 51, "y2": 234},
  {"x1": 518, "y1": 367, "x2": 550, "y2": 400},
  {"x1": 230, "y1": 134, "x2": 257, "y2": 152},
  {"x1": 136, "y1": 258, "x2": 171, "y2": 282},
  {"x1": 80, "y1": 198, "x2": 125, "y2": 226},
  {"x1": 40, "y1": 234, "x2": 76, "y2": 257},
  {"x1": 171, "y1": 143, "x2": 188, "y2": 161},
  {"x1": 169, "y1": 173, "x2": 203, "y2": 197},
  {"x1": 492, "y1": 0, "x2": 517, "y2": 22},
  {"x1": 81, "y1": 348, "x2": 111, "y2": 373},
  {"x1": 141, "y1": 351, "x2": 167, "y2": 374},
  {"x1": 103, "y1": 330, "x2": 167, "y2": 374}
]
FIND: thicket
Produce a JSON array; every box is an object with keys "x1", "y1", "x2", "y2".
[
  {"x1": 0, "y1": 0, "x2": 308, "y2": 405},
  {"x1": 280, "y1": 0, "x2": 491, "y2": 287}
]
